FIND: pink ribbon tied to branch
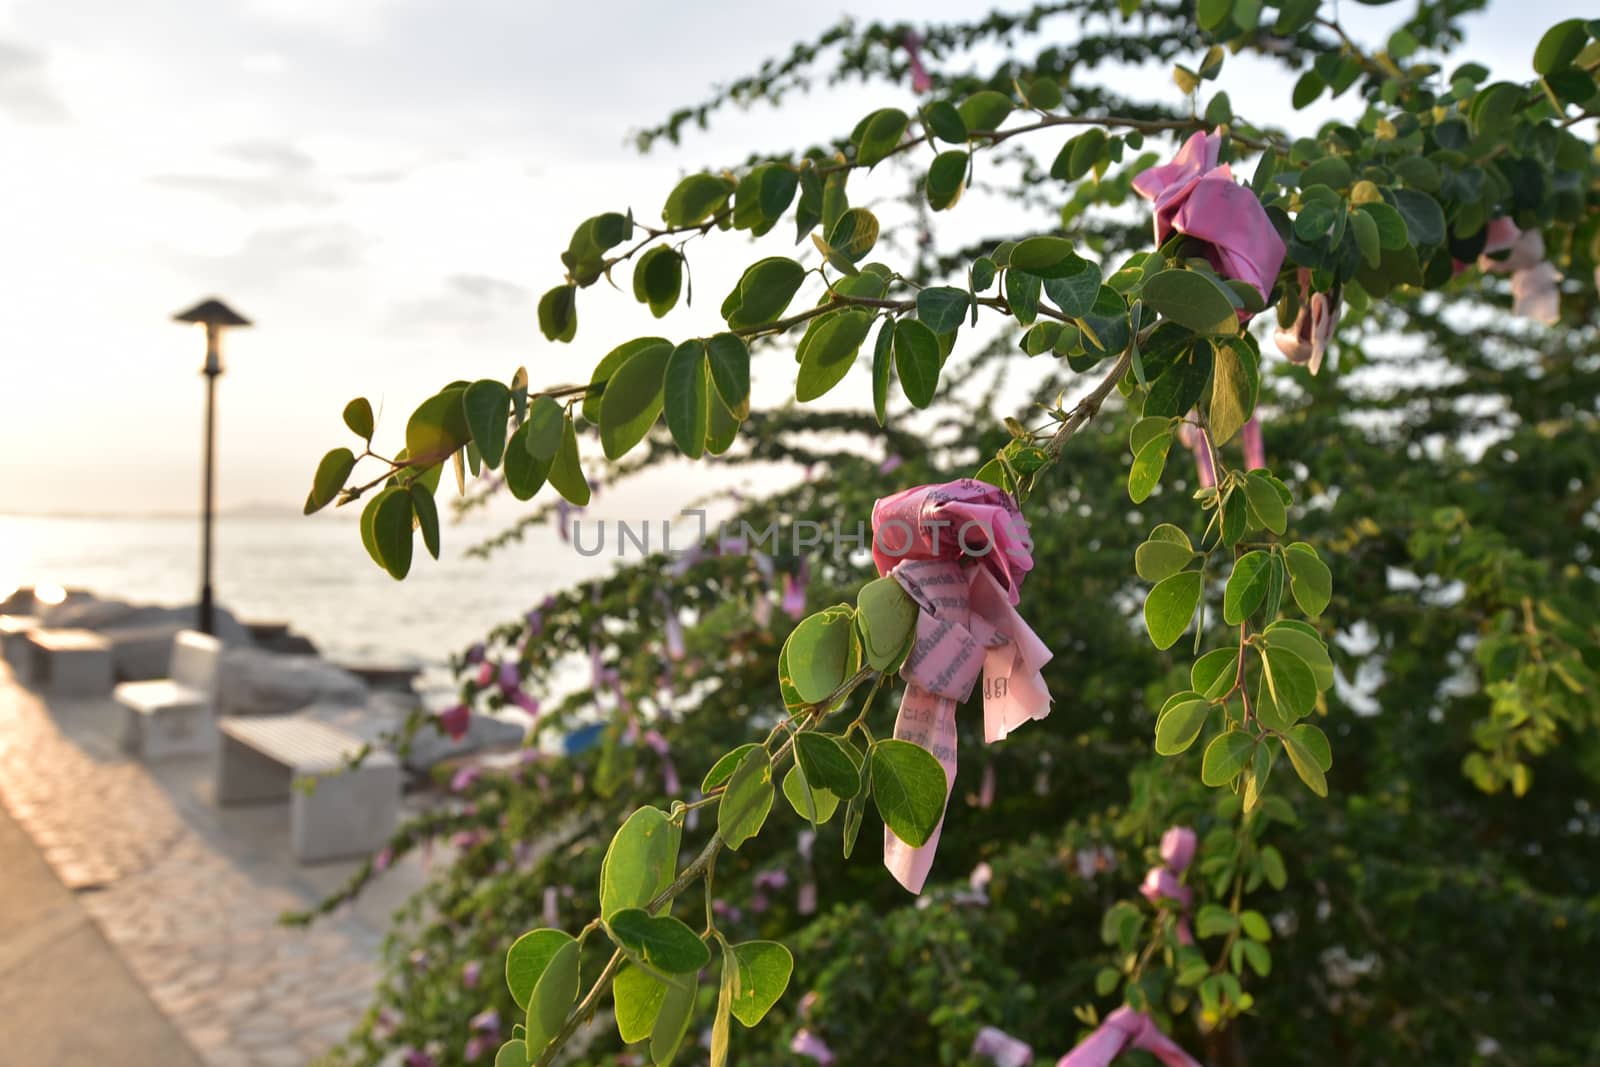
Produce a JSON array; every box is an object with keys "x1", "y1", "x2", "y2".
[
  {"x1": 869, "y1": 479, "x2": 1053, "y2": 893},
  {"x1": 1056, "y1": 1007, "x2": 1202, "y2": 1067}
]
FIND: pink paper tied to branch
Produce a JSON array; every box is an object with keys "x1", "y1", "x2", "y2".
[
  {"x1": 1056, "y1": 1007, "x2": 1201, "y2": 1067},
  {"x1": 973, "y1": 1026, "x2": 1034, "y2": 1067},
  {"x1": 1140, "y1": 826, "x2": 1198, "y2": 946},
  {"x1": 902, "y1": 31, "x2": 933, "y2": 93},
  {"x1": 1273, "y1": 269, "x2": 1341, "y2": 375},
  {"x1": 869, "y1": 479, "x2": 1053, "y2": 893},
  {"x1": 1475, "y1": 217, "x2": 1561, "y2": 325},
  {"x1": 1132, "y1": 130, "x2": 1286, "y2": 307}
]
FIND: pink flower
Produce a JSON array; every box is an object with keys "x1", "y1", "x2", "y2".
[
  {"x1": 469, "y1": 1009, "x2": 500, "y2": 1034},
  {"x1": 754, "y1": 868, "x2": 790, "y2": 891},
  {"x1": 1273, "y1": 269, "x2": 1340, "y2": 374},
  {"x1": 463, "y1": 1036, "x2": 490, "y2": 1062},
  {"x1": 1159, "y1": 826, "x2": 1198, "y2": 872},
  {"x1": 879, "y1": 454, "x2": 904, "y2": 475},
  {"x1": 1133, "y1": 130, "x2": 1286, "y2": 305},
  {"x1": 973, "y1": 1026, "x2": 1034, "y2": 1067},
  {"x1": 902, "y1": 32, "x2": 932, "y2": 94},
  {"x1": 1240, "y1": 418, "x2": 1265, "y2": 471},
  {"x1": 451, "y1": 765, "x2": 481, "y2": 793},
  {"x1": 475, "y1": 661, "x2": 495, "y2": 687},
  {"x1": 437, "y1": 704, "x2": 470, "y2": 742},
  {"x1": 1139, "y1": 866, "x2": 1192, "y2": 910},
  {"x1": 791, "y1": 1027, "x2": 837, "y2": 1065}
]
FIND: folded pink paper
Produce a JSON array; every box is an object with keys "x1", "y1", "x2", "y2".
[
  {"x1": 1133, "y1": 130, "x2": 1286, "y2": 306},
  {"x1": 1056, "y1": 1007, "x2": 1202, "y2": 1067},
  {"x1": 871, "y1": 480, "x2": 1053, "y2": 892}
]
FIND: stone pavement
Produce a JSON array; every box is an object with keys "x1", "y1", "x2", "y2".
[{"x1": 0, "y1": 666, "x2": 429, "y2": 1066}]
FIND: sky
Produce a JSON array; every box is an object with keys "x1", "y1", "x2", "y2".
[{"x1": 0, "y1": 0, "x2": 1587, "y2": 518}]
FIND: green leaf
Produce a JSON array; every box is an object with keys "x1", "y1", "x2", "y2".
[
  {"x1": 711, "y1": 945, "x2": 732, "y2": 1067},
  {"x1": 599, "y1": 341, "x2": 672, "y2": 460},
  {"x1": 1043, "y1": 260, "x2": 1102, "y2": 318},
  {"x1": 1135, "y1": 525, "x2": 1193, "y2": 583},
  {"x1": 796, "y1": 733, "x2": 862, "y2": 797},
  {"x1": 853, "y1": 107, "x2": 910, "y2": 167},
  {"x1": 410, "y1": 484, "x2": 440, "y2": 560},
  {"x1": 633, "y1": 246, "x2": 684, "y2": 318},
  {"x1": 871, "y1": 739, "x2": 948, "y2": 847},
  {"x1": 538, "y1": 284, "x2": 577, "y2": 343},
  {"x1": 917, "y1": 286, "x2": 970, "y2": 334},
  {"x1": 372, "y1": 487, "x2": 414, "y2": 580},
  {"x1": 728, "y1": 941, "x2": 793, "y2": 1027},
  {"x1": 925, "y1": 150, "x2": 968, "y2": 211},
  {"x1": 503, "y1": 421, "x2": 550, "y2": 501},
  {"x1": 718, "y1": 746, "x2": 774, "y2": 851},
  {"x1": 783, "y1": 608, "x2": 858, "y2": 702},
  {"x1": 505, "y1": 928, "x2": 573, "y2": 1012},
  {"x1": 1128, "y1": 433, "x2": 1173, "y2": 504},
  {"x1": 856, "y1": 575, "x2": 917, "y2": 670},
  {"x1": 893, "y1": 319, "x2": 941, "y2": 408},
  {"x1": 698, "y1": 746, "x2": 761, "y2": 798},
  {"x1": 1291, "y1": 70, "x2": 1324, "y2": 109},
  {"x1": 1142, "y1": 269, "x2": 1240, "y2": 336},
  {"x1": 495, "y1": 1039, "x2": 531, "y2": 1067},
  {"x1": 462, "y1": 380, "x2": 511, "y2": 469},
  {"x1": 663, "y1": 173, "x2": 733, "y2": 226},
  {"x1": 1191, "y1": 648, "x2": 1239, "y2": 699},
  {"x1": 871, "y1": 318, "x2": 894, "y2": 426},
  {"x1": 304, "y1": 447, "x2": 356, "y2": 515},
  {"x1": 1202, "y1": 731, "x2": 1256, "y2": 786},
  {"x1": 548, "y1": 415, "x2": 590, "y2": 505},
  {"x1": 649, "y1": 975, "x2": 696, "y2": 1067},
  {"x1": 957, "y1": 89, "x2": 1012, "y2": 132},
  {"x1": 826, "y1": 208, "x2": 880, "y2": 263},
  {"x1": 705, "y1": 334, "x2": 750, "y2": 415},
  {"x1": 1156, "y1": 692, "x2": 1211, "y2": 755},
  {"x1": 359, "y1": 491, "x2": 384, "y2": 571},
  {"x1": 1197, "y1": 0, "x2": 1233, "y2": 31},
  {"x1": 1283, "y1": 726, "x2": 1330, "y2": 797},
  {"x1": 600, "y1": 806, "x2": 680, "y2": 921},
  {"x1": 1130, "y1": 416, "x2": 1173, "y2": 456},
  {"x1": 1389, "y1": 188, "x2": 1446, "y2": 247},
  {"x1": 1006, "y1": 268, "x2": 1042, "y2": 325},
  {"x1": 1264, "y1": 620, "x2": 1334, "y2": 689},
  {"x1": 613, "y1": 964, "x2": 668, "y2": 1044},
  {"x1": 922, "y1": 101, "x2": 968, "y2": 144},
  {"x1": 584, "y1": 337, "x2": 669, "y2": 423},
  {"x1": 526, "y1": 396, "x2": 564, "y2": 461},
  {"x1": 1144, "y1": 340, "x2": 1214, "y2": 418},
  {"x1": 1224, "y1": 551, "x2": 1273, "y2": 625},
  {"x1": 1260, "y1": 845, "x2": 1288, "y2": 890},
  {"x1": 783, "y1": 761, "x2": 840, "y2": 825},
  {"x1": 609, "y1": 909, "x2": 711, "y2": 974},
  {"x1": 342, "y1": 398, "x2": 374, "y2": 441},
  {"x1": 1534, "y1": 19, "x2": 1588, "y2": 76},
  {"x1": 1145, "y1": 571, "x2": 1202, "y2": 651},
  {"x1": 796, "y1": 310, "x2": 874, "y2": 402},
  {"x1": 1261, "y1": 645, "x2": 1317, "y2": 720},
  {"x1": 970, "y1": 257, "x2": 997, "y2": 293},
  {"x1": 1357, "y1": 202, "x2": 1408, "y2": 250},
  {"x1": 1207, "y1": 338, "x2": 1258, "y2": 446},
  {"x1": 663, "y1": 340, "x2": 709, "y2": 458},
  {"x1": 1350, "y1": 208, "x2": 1381, "y2": 268},
  {"x1": 1283, "y1": 543, "x2": 1332, "y2": 616},
  {"x1": 1289, "y1": 722, "x2": 1332, "y2": 770},
  {"x1": 724, "y1": 258, "x2": 806, "y2": 329},
  {"x1": 406, "y1": 388, "x2": 472, "y2": 467},
  {"x1": 1244, "y1": 471, "x2": 1287, "y2": 534}
]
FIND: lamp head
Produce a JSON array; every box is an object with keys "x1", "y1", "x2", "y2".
[{"x1": 173, "y1": 297, "x2": 252, "y2": 374}]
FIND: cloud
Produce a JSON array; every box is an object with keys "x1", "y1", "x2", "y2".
[
  {"x1": 178, "y1": 224, "x2": 371, "y2": 289},
  {"x1": 150, "y1": 138, "x2": 334, "y2": 208},
  {"x1": 388, "y1": 272, "x2": 530, "y2": 331},
  {"x1": 0, "y1": 40, "x2": 69, "y2": 124}
]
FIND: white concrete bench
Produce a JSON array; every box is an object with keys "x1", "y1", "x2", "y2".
[
  {"x1": 113, "y1": 631, "x2": 221, "y2": 759},
  {"x1": 24, "y1": 628, "x2": 113, "y2": 697},
  {"x1": 216, "y1": 715, "x2": 400, "y2": 864},
  {"x1": 0, "y1": 615, "x2": 39, "y2": 679}
]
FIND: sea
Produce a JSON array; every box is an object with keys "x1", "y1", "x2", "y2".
[{"x1": 0, "y1": 512, "x2": 616, "y2": 700}]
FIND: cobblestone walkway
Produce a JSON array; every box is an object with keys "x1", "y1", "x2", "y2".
[{"x1": 0, "y1": 673, "x2": 392, "y2": 1066}]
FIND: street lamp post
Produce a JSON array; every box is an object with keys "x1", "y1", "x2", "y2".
[{"x1": 172, "y1": 298, "x2": 252, "y2": 635}]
